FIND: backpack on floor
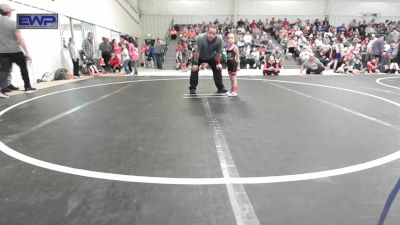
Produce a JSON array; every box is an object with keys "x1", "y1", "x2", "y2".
[
  {"x1": 54, "y1": 68, "x2": 69, "y2": 80},
  {"x1": 89, "y1": 65, "x2": 99, "y2": 75},
  {"x1": 80, "y1": 64, "x2": 88, "y2": 75}
]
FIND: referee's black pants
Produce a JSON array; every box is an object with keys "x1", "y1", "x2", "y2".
[{"x1": 189, "y1": 58, "x2": 225, "y2": 91}]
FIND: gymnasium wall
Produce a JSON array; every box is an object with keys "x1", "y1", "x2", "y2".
[{"x1": 2, "y1": 0, "x2": 142, "y2": 87}]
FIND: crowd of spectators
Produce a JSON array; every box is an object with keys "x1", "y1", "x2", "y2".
[{"x1": 172, "y1": 17, "x2": 400, "y2": 75}]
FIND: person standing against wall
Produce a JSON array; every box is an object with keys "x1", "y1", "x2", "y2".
[
  {"x1": 82, "y1": 32, "x2": 95, "y2": 66},
  {"x1": 68, "y1": 37, "x2": 81, "y2": 78},
  {"x1": 0, "y1": 3, "x2": 36, "y2": 93},
  {"x1": 99, "y1": 37, "x2": 112, "y2": 72}
]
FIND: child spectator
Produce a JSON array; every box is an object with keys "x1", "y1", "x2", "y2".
[
  {"x1": 109, "y1": 53, "x2": 122, "y2": 73},
  {"x1": 367, "y1": 58, "x2": 379, "y2": 73},
  {"x1": 263, "y1": 56, "x2": 280, "y2": 76},
  {"x1": 352, "y1": 58, "x2": 363, "y2": 74},
  {"x1": 251, "y1": 47, "x2": 261, "y2": 69},
  {"x1": 181, "y1": 43, "x2": 190, "y2": 72},
  {"x1": 379, "y1": 51, "x2": 391, "y2": 73},
  {"x1": 336, "y1": 60, "x2": 353, "y2": 74},
  {"x1": 140, "y1": 44, "x2": 148, "y2": 67},
  {"x1": 145, "y1": 48, "x2": 153, "y2": 68},
  {"x1": 127, "y1": 36, "x2": 139, "y2": 75},
  {"x1": 121, "y1": 43, "x2": 132, "y2": 75}
]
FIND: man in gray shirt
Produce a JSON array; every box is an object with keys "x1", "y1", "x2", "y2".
[
  {"x1": 0, "y1": 3, "x2": 36, "y2": 93},
  {"x1": 99, "y1": 37, "x2": 112, "y2": 71},
  {"x1": 300, "y1": 54, "x2": 325, "y2": 75},
  {"x1": 154, "y1": 38, "x2": 165, "y2": 69},
  {"x1": 387, "y1": 28, "x2": 399, "y2": 44},
  {"x1": 189, "y1": 25, "x2": 227, "y2": 94},
  {"x1": 372, "y1": 35, "x2": 385, "y2": 62}
]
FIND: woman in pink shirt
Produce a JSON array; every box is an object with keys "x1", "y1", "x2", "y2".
[
  {"x1": 140, "y1": 44, "x2": 148, "y2": 67},
  {"x1": 113, "y1": 39, "x2": 122, "y2": 55},
  {"x1": 128, "y1": 37, "x2": 139, "y2": 75}
]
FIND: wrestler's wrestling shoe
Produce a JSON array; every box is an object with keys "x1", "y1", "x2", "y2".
[{"x1": 226, "y1": 91, "x2": 238, "y2": 97}]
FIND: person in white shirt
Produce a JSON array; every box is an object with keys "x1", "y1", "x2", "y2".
[
  {"x1": 121, "y1": 43, "x2": 131, "y2": 75},
  {"x1": 243, "y1": 32, "x2": 252, "y2": 46},
  {"x1": 68, "y1": 37, "x2": 81, "y2": 78}
]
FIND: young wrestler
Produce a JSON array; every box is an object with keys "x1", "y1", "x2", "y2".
[{"x1": 225, "y1": 33, "x2": 240, "y2": 96}]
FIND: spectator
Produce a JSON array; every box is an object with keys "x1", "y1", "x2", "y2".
[
  {"x1": 140, "y1": 44, "x2": 148, "y2": 67},
  {"x1": 337, "y1": 24, "x2": 347, "y2": 34},
  {"x1": 300, "y1": 54, "x2": 325, "y2": 75},
  {"x1": 175, "y1": 49, "x2": 182, "y2": 70},
  {"x1": 0, "y1": 3, "x2": 36, "y2": 93},
  {"x1": 388, "y1": 43, "x2": 399, "y2": 74},
  {"x1": 82, "y1": 32, "x2": 95, "y2": 65},
  {"x1": 170, "y1": 28, "x2": 177, "y2": 40},
  {"x1": 68, "y1": 37, "x2": 81, "y2": 78},
  {"x1": 336, "y1": 60, "x2": 353, "y2": 74},
  {"x1": 109, "y1": 53, "x2": 121, "y2": 73},
  {"x1": 288, "y1": 37, "x2": 298, "y2": 56},
  {"x1": 243, "y1": 32, "x2": 252, "y2": 46},
  {"x1": 154, "y1": 38, "x2": 165, "y2": 69},
  {"x1": 365, "y1": 24, "x2": 376, "y2": 36},
  {"x1": 367, "y1": 58, "x2": 379, "y2": 73},
  {"x1": 127, "y1": 36, "x2": 139, "y2": 75},
  {"x1": 387, "y1": 28, "x2": 399, "y2": 44},
  {"x1": 372, "y1": 35, "x2": 385, "y2": 62},
  {"x1": 273, "y1": 47, "x2": 285, "y2": 68},
  {"x1": 99, "y1": 37, "x2": 112, "y2": 72},
  {"x1": 263, "y1": 56, "x2": 280, "y2": 76},
  {"x1": 181, "y1": 43, "x2": 190, "y2": 72},
  {"x1": 121, "y1": 43, "x2": 131, "y2": 75},
  {"x1": 352, "y1": 58, "x2": 364, "y2": 74},
  {"x1": 250, "y1": 47, "x2": 260, "y2": 69},
  {"x1": 144, "y1": 48, "x2": 153, "y2": 68}
]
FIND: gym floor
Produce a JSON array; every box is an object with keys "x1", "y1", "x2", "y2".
[{"x1": 1, "y1": 74, "x2": 400, "y2": 225}]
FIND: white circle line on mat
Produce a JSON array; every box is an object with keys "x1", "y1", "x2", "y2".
[
  {"x1": 0, "y1": 78, "x2": 399, "y2": 185},
  {"x1": 376, "y1": 77, "x2": 400, "y2": 90}
]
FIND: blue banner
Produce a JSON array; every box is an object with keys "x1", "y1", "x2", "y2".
[{"x1": 17, "y1": 14, "x2": 58, "y2": 29}]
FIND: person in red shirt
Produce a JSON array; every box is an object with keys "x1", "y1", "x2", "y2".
[
  {"x1": 187, "y1": 29, "x2": 197, "y2": 40},
  {"x1": 282, "y1": 18, "x2": 289, "y2": 27},
  {"x1": 263, "y1": 56, "x2": 280, "y2": 76},
  {"x1": 367, "y1": 58, "x2": 379, "y2": 73},
  {"x1": 178, "y1": 40, "x2": 186, "y2": 52},
  {"x1": 109, "y1": 53, "x2": 121, "y2": 73},
  {"x1": 250, "y1": 20, "x2": 258, "y2": 29}
]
